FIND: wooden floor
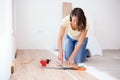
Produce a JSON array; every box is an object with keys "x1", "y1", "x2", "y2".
[{"x1": 10, "y1": 50, "x2": 98, "y2": 80}]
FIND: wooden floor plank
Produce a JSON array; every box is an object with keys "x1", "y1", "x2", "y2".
[{"x1": 10, "y1": 49, "x2": 98, "y2": 80}]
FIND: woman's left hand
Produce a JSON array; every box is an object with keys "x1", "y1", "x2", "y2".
[{"x1": 68, "y1": 56, "x2": 74, "y2": 64}]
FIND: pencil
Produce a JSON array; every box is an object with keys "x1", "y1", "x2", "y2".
[{"x1": 62, "y1": 53, "x2": 63, "y2": 64}]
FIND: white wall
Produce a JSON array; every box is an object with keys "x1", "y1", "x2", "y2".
[
  {"x1": 15, "y1": 0, "x2": 120, "y2": 49},
  {"x1": 63, "y1": 0, "x2": 120, "y2": 49},
  {"x1": 93, "y1": 0, "x2": 120, "y2": 49},
  {"x1": 0, "y1": 35, "x2": 16, "y2": 80},
  {"x1": 15, "y1": 0, "x2": 62, "y2": 49},
  {"x1": 0, "y1": 0, "x2": 16, "y2": 80}
]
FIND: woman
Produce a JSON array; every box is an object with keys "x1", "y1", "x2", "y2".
[{"x1": 58, "y1": 8, "x2": 89, "y2": 64}]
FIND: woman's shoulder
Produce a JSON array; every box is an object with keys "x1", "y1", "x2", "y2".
[
  {"x1": 62, "y1": 15, "x2": 70, "y2": 21},
  {"x1": 61, "y1": 15, "x2": 70, "y2": 27}
]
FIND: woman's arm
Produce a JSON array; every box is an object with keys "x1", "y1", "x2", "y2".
[
  {"x1": 68, "y1": 30, "x2": 88, "y2": 63},
  {"x1": 58, "y1": 27, "x2": 66, "y2": 62}
]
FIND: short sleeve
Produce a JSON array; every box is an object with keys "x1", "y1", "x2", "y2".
[{"x1": 60, "y1": 15, "x2": 70, "y2": 28}]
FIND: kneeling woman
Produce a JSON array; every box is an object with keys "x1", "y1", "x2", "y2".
[{"x1": 58, "y1": 8, "x2": 89, "y2": 64}]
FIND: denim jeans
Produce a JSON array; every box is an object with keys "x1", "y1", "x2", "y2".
[{"x1": 63, "y1": 34, "x2": 88, "y2": 64}]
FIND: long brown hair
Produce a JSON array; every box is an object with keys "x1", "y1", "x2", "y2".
[{"x1": 70, "y1": 8, "x2": 87, "y2": 31}]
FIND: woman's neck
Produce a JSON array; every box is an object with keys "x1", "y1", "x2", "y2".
[{"x1": 70, "y1": 22, "x2": 77, "y2": 30}]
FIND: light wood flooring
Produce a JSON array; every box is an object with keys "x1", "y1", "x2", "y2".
[{"x1": 10, "y1": 49, "x2": 98, "y2": 80}]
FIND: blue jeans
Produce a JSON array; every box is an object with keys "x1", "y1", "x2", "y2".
[{"x1": 63, "y1": 34, "x2": 88, "y2": 64}]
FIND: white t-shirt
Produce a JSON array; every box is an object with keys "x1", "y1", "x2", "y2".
[{"x1": 61, "y1": 15, "x2": 88, "y2": 40}]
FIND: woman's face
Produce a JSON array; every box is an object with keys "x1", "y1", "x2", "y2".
[{"x1": 71, "y1": 16, "x2": 78, "y2": 30}]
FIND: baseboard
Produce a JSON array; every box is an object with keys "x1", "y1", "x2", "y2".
[
  {"x1": 11, "y1": 59, "x2": 16, "y2": 74},
  {"x1": 103, "y1": 49, "x2": 120, "y2": 51},
  {"x1": 15, "y1": 49, "x2": 18, "y2": 58}
]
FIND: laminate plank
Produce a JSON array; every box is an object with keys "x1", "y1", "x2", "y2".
[{"x1": 10, "y1": 49, "x2": 97, "y2": 80}]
